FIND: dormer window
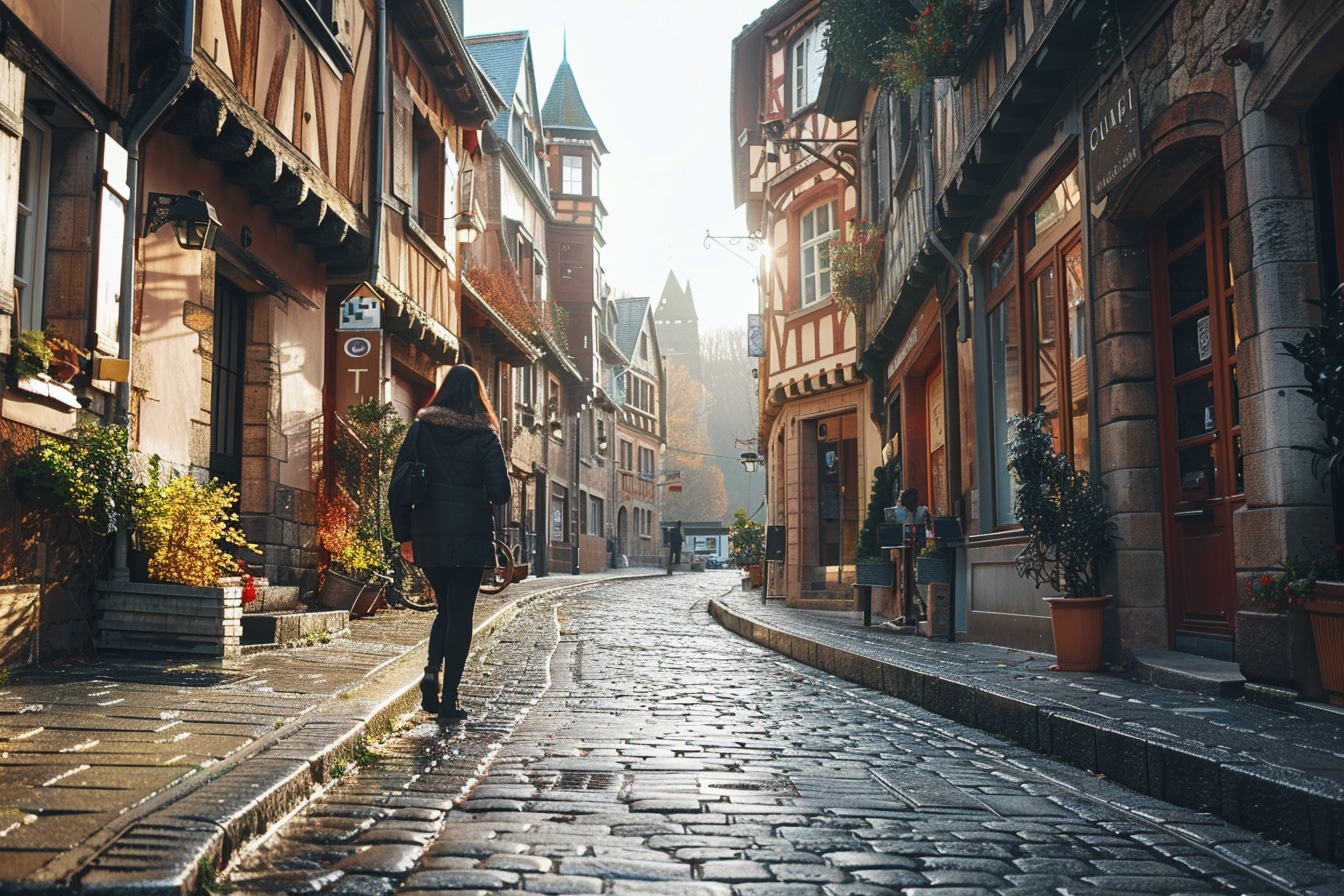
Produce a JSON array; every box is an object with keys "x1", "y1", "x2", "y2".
[
  {"x1": 790, "y1": 23, "x2": 827, "y2": 113},
  {"x1": 562, "y1": 155, "x2": 583, "y2": 194}
]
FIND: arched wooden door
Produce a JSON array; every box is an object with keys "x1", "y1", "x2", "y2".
[{"x1": 1151, "y1": 176, "x2": 1242, "y2": 649}]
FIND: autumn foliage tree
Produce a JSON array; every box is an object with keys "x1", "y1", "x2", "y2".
[{"x1": 661, "y1": 359, "x2": 727, "y2": 525}]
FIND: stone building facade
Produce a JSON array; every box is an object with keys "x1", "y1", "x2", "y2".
[{"x1": 845, "y1": 0, "x2": 1344, "y2": 678}]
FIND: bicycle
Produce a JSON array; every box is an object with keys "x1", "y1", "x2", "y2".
[
  {"x1": 479, "y1": 534, "x2": 518, "y2": 595},
  {"x1": 376, "y1": 539, "x2": 436, "y2": 611},
  {"x1": 377, "y1": 533, "x2": 519, "y2": 604}
]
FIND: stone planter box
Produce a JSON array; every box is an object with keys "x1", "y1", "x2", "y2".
[
  {"x1": 95, "y1": 578, "x2": 243, "y2": 657},
  {"x1": 1235, "y1": 610, "x2": 1323, "y2": 699}
]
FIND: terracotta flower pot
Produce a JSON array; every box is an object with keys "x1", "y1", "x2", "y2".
[
  {"x1": 1044, "y1": 595, "x2": 1111, "y2": 672},
  {"x1": 1304, "y1": 580, "x2": 1344, "y2": 706}
]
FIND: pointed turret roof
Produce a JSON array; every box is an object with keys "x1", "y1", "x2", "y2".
[
  {"x1": 543, "y1": 56, "x2": 608, "y2": 154},
  {"x1": 655, "y1": 271, "x2": 698, "y2": 321}
]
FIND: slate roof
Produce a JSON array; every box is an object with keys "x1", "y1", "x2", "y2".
[
  {"x1": 465, "y1": 32, "x2": 531, "y2": 144},
  {"x1": 613, "y1": 297, "x2": 651, "y2": 359},
  {"x1": 542, "y1": 57, "x2": 608, "y2": 154}
]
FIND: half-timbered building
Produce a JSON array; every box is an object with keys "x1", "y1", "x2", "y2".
[
  {"x1": 731, "y1": 0, "x2": 879, "y2": 604},
  {"x1": 610, "y1": 296, "x2": 667, "y2": 567}
]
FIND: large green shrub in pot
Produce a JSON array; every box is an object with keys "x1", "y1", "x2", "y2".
[
  {"x1": 1282, "y1": 283, "x2": 1344, "y2": 498},
  {"x1": 1005, "y1": 407, "x2": 1115, "y2": 598}
]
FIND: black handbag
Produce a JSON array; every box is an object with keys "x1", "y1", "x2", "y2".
[{"x1": 389, "y1": 422, "x2": 429, "y2": 507}]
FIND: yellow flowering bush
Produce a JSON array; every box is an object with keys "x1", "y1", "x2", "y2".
[{"x1": 134, "y1": 463, "x2": 257, "y2": 587}]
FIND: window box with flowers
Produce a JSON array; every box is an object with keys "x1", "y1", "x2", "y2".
[
  {"x1": 915, "y1": 537, "x2": 951, "y2": 584},
  {"x1": 822, "y1": 0, "x2": 982, "y2": 96}
]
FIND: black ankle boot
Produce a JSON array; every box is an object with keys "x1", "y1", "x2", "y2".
[
  {"x1": 437, "y1": 692, "x2": 466, "y2": 721},
  {"x1": 419, "y1": 673, "x2": 440, "y2": 713}
]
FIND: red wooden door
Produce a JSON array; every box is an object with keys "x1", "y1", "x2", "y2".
[{"x1": 1151, "y1": 177, "x2": 1242, "y2": 645}]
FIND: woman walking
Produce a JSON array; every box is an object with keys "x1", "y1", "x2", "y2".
[{"x1": 390, "y1": 365, "x2": 510, "y2": 721}]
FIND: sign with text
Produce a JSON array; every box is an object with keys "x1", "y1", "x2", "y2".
[
  {"x1": 1085, "y1": 78, "x2": 1140, "y2": 200},
  {"x1": 335, "y1": 331, "x2": 382, "y2": 416}
]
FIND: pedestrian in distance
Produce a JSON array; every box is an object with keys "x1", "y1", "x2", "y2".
[
  {"x1": 390, "y1": 365, "x2": 510, "y2": 723},
  {"x1": 668, "y1": 521, "x2": 683, "y2": 570}
]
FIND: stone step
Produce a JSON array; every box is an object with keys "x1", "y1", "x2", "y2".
[
  {"x1": 241, "y1": 609, "x2": 349, "y2": 651},
  {"x1": 242, "y1": 583, "x2": 302, "y2": 614},
  {"x1": 1129, "y1": 648, "x2": 1246, "y2": 698}
]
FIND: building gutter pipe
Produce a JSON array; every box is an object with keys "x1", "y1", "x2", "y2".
[
  {"x1": 919, "y1": 88, "x2": 969, "y2": 344},
  {"x1": 370, "y1": 0, "x2": 386, "y2": 288},
  {"x1": 115, "y1": 0, "x2": 197, "y2": 425}
]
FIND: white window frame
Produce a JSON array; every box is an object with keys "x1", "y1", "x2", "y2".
[
  {"x1": 800, "y1": 201, "x2": 836, "y2": 306},
  {"x1": 562, "y1": 155, "x2": 583, "y2": 194},
  {"x1": 790, "y1": 23, "x2": 827, "y2": 113},
  {"x1": 16, "y1": 112, "x2": 51, "y2": 332}
]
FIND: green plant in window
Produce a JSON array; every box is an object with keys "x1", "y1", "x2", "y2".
[{"x1": 12, "y1": 329, "x2": 53, "y2": 378}]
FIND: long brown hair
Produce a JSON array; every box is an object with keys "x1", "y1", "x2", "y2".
[{"x1": 429, "y1": 364, "x2": 499, "y2": 431}]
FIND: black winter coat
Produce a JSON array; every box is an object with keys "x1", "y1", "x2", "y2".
[{"x1": 389, "y1": 406, "x2": 510, "y2": 569}]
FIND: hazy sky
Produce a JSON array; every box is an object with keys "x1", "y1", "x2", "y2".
[{"x1": 465, "y1": 0, "x2": 769, "y2": 334}]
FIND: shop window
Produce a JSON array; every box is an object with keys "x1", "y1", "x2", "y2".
[
  {"x1": 984, "y1": 166, "x2": 1085, "y2": 528},
  {"x1": 800, "y1": 201, "x2": 836, "y2": 306}
]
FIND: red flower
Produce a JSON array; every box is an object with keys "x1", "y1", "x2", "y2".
[{"x1": 1260, "y1": 574, "x2": 1273, "y2": 585}]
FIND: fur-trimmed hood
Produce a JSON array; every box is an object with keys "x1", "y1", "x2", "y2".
[{"x1": 417, "y1": 406, "x2": 497, "y2": 433}]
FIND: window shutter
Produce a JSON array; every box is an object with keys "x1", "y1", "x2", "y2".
[
  {"x1": 391, "y1": 77, "x2": 412, "y2": 202},
  {"x1": 94, "y1": 135, "x2": 129, "y2": 355},
  {"x1": 0, "y1": 55, "x2": 25, "y2": 315}
]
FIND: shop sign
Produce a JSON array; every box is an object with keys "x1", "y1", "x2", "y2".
[
  {"x1": 1085, "y1": 78, "x2": 1140, "y2": 199},
  {"x1": 335, "y1": 331, "x2": 381, "y2": 416}
]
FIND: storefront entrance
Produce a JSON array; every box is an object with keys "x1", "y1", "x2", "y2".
[{"x1": 1151, "y1": 175, "x2": 1241, "y2": 652}]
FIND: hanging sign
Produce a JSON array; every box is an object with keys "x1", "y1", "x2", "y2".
[
  {"x1": 334, "y1": 331, "x2": 382, "y2": 416},
  {"x1": 747, "y1": 314, "x2": 765, "y2": 358},
  {"x1": 339, "y1": 283, "x2": 382, "y2": 330},
  {"x1": 1085, "y1": 78, "x2": 1141, "y2": 200}
]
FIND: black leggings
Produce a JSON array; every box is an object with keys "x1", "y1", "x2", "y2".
[{"x1": 423, "y1": 566, "x2": 485, "y2": 705}]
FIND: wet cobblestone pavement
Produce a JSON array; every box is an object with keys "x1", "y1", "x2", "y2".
[{"x1": 219, "y1": 572, "x2": 1344, "y2": 896}]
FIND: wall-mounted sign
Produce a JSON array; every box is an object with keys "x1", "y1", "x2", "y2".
[
  {"x1": 747, "y1": 314, "x2": 765, "y2": 357},
  {"x1": 1085, "y1": 78, "x2": 1141, "y2": 200},
  {"x1": 339, "y1": 283, "x2": 382, "y2": 330},
  {"x1": 335, "y1": 331, "x2": 381, "y2": 416}
]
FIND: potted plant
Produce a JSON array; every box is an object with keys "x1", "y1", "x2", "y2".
[
  {"x1": 915, "y1": 535, "x2": 951, "y2": 584},
  {"x1": 854, "y1": 460, "x2": 897, "y2": 588},
  {"x1": 11, "y1": 328, "x2": 53, "y2": 379},
  {"x1": 316, "y1": 398, "x2": 407, "y2": 614},
  {"x1": 1282, "y1": 281, "x2": 1344, "y2": 703},
  {"x1": 829, "y1": 220, "x2": 882, "y2": 314},
  {"x1": 91, "y1": 458, "x2": 260, "y2": 656},
  {"x1": 1006, "y1": 407, "x2": 1116, "y2": 672},
  {"x1": 728, "y1": 509, "x2": 764, "y2": 587},
  {"x1": 43, "y1": 330, "x2": 84, "y2": 383}
]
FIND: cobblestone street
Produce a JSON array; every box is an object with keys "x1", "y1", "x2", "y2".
[{"x1": 219, "y1": 573, "x2": 1344, "y2": 895}]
